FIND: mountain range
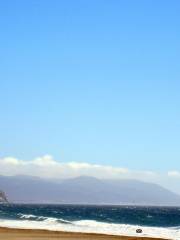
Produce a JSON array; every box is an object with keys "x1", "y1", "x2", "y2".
[{"x1": 0, "y1": 175, "x2": 179, "y2": 206}]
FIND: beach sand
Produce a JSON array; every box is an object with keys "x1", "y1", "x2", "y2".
[{"x1": 0, "y1": 227, "x2": 168, "y2": 240}]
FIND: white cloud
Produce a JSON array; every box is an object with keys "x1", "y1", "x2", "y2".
[
  {"x1": 0, "y1": 155, "x2": 158, "y2": 181},
  {"x1": 32, "y1": 155, "x2": 58, "y2": 166},
  {"x1": 168, "y1": 171, "x2": 180, "y2": 178},
  {"x1": 1, "y1": 157, "x2": 23, "y2": 165}
]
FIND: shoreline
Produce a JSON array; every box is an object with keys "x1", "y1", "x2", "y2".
[{"x1": 0, "y1": 227, "x2": 170, "y2": 240}]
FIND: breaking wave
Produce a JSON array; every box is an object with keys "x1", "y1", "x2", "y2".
[
  {"x1": 0, "y1": 215, "x2": 180, "y2": 240},
  {"x1": 17, "y1": 213, "x2": 71, "y2": 223}
]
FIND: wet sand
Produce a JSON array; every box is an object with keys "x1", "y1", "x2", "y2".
[{"x1": 0, "y1": 227, "x2": 169, "y2": 240}]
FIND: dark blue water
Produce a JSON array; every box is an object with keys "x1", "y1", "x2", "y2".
[{"x1": 0, "y1": 204, "x2": 180, "y2": 227}]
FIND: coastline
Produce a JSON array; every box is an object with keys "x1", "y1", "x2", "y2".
[{"x1": 0, "y1": 227, "x2": 170, "y2": 240}]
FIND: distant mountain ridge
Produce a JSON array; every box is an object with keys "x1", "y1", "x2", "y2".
[{"x1": 0, "y1": 175, "x2": 180, "y2": 206}]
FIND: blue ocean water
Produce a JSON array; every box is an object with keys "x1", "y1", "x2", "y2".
[{"x1": 0, "y1": 204, "x2": 180, "y2": 239}]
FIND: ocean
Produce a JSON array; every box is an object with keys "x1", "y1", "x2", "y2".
[{"x1": 0, "y1": 204, "x2": 180, "y2": 239}]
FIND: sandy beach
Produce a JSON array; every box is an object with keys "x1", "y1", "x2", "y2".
[{"x1": 0, "y1": 227, "x2": 169, "y2": 240}]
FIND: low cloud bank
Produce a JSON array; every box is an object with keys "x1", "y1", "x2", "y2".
[
  {"x1": 0, "y1": 155, "x2": 126, "y2": 179},
  {"x1": 0, "y1": 155, "x2": 155, "y2": 180}
]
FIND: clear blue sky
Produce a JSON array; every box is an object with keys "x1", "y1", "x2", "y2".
[{"x1": 0, "y1": 0, "x2": 180, "y2": 172}]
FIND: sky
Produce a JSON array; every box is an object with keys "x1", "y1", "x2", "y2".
[{"x1": 0, "y1": 1, "x2": 180, "y2": 192}]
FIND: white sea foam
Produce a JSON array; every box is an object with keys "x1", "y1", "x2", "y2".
[
  {"x1": 18, "y1": 214, "x2": 39, "y2": 219},
  {"x1": 17, "y1": 213, "x2": 72, "y2": 223},
  {"x1": 0, "y1": 217, "x2": 179, "y2": 240}
]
